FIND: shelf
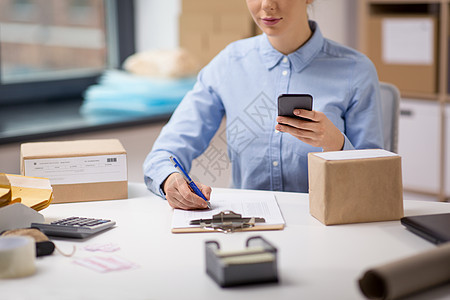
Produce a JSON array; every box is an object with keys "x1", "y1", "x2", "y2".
[{"x1": 400, "y1": 92, "x2": 440, "y2": 100}]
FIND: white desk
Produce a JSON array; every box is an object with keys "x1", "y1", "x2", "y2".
[{"x1": 2, "y1": 183, "x2": 450, "y2": 300}]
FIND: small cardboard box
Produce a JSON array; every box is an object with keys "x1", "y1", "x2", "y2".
[
  {"x1": 20, "y1": 139, "x2": 127, "y2": 203},
  {"x1": 366, "y1": 14, "x2": 438, "y2": 94},
  {"x1": 308, "y1": 149, "x2": 403, "y2": 225}
]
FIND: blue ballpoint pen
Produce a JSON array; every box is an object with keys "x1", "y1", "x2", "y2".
[{"x1": 169, "y1": 156, "x2": 211, "y2": 209}]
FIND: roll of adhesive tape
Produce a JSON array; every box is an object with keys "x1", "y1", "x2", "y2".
[{"x1": 0, "y1": 236, "x2": 36, "y2": 278}]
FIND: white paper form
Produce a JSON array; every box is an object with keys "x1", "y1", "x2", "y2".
[
  {"x1": 171, "y1": 191, "x2": 285, "y2": 229},
  {"x1": 24, "y1": 154, "x2": 127, "y2": 185},
  {"x1": 382, "y1": 18, "x2": 434, "y2": 65}
]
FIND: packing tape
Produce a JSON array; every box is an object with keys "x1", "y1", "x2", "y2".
[{"x1": 0, "y1": 236, "x2": 36, "y2": 278}]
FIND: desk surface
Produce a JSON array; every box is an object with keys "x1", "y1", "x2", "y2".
[{"x1": 2, "y1": 183, "x2": 450, "y2": 300}]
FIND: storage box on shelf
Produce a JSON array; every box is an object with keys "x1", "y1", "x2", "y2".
[
  {"x1": 366, "y1": 14, "x2": 438, "y2": 95},
  {"x1": 179, "y1": 0, "x2": 257, "y2": 67}
]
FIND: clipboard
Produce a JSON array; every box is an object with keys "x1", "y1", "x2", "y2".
[
  {"x1": 171, "y1": 191, "x2": 285, "y2": 233},
  {"x1": 172, "y1": 224, "x2": 284, "y2": 234}
]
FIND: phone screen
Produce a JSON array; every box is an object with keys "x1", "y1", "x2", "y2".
[{"x1": 277, "y1": 94, "x2": 313, "y2": 120}]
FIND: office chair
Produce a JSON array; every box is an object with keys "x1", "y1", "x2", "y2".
[{"x1": 379, "y1": 82, "x2": 400, "y2": 153}]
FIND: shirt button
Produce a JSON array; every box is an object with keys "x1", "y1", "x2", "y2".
[
  {"x1": 273, "y1": 161, "x2": 279, "y2": 167},
  {"x1": 282, "y1": 57, "x2": 288, "y2": 63},
  {"x1": 282, "y1": 70, "x2": 288, "y2": 76}
]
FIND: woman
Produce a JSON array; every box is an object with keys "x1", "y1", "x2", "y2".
[{"x1": 143, "y1": 0, "x2": 383, "y2": 210}]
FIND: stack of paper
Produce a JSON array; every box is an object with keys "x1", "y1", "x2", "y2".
[{"x1": 0, "y1": 174, "x2": 53, "y2": 211}]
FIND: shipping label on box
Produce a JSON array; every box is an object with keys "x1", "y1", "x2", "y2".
[
  {"x1": 23, "y1": 154, "x2": 127, "y2": 185},
  {"x1": 21, "y1": 139, "x2": 128, "y2": 203},
  {"x1": 308, "y1": 149, "x2": 404, "y2": 225}
]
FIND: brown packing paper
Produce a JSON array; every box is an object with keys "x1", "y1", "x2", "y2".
[
  {"x1": 308, "y1": 149, "x2": 404, "y2": 225},
  {"x1": 358, "y1": 242, "x2": 450, "y2": 300}
]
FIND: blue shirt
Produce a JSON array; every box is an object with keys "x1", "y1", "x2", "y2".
[{"x1": 143, "y1": 21, "x2": 383, "y2": 197}]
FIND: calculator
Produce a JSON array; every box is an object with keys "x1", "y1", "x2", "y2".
[{"x1": 31, "y1": 217, "x2": 116, "y2": 239}]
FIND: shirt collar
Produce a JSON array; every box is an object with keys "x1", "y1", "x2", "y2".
[{"x1": 259, "y1": 20, "x2": 324, "y2": 72}]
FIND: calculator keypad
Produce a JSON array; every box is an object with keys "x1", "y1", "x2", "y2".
[
  {"x1": 32, "y1": 217, "x2": 116, "y2": 238},
  {"x1": 51, "y1": 217, "x2": 112, "y2": 227}
]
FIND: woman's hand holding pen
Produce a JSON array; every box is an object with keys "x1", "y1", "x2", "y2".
[
  {"x1": 163, "y1": 173, "x2": 212, "y2": 210},
  {"x1": 275, "y1": 109, "x2": 345, "y2": 152}
]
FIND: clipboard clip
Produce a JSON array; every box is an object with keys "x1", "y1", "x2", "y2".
[{"x1": 190, "y1": 210, "x2": 266, "y2": 233}]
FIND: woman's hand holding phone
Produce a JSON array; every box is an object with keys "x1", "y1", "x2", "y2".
[{"x1": 276, "y1": 94, "x2": 344, "y2": 152}]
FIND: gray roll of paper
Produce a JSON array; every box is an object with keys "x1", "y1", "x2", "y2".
[{"x1": 358, "y1": 242, "x2": 450, "y2": 300}]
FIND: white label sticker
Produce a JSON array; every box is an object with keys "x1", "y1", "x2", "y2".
[
  {"x1": 24, "y1": 154, "x2": 127, "y2": 185},
  {"x1": 382, "y1": 18, "x2": 434, "y2": 65},
  {"x1": 314, "y1": 149, "x2": 398, "y2": 161}
]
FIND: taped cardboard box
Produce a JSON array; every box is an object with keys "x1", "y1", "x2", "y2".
[
  {"x1": 20, "y1": 139, "x2": 127, "y2": 203},
  {"x1": 308, "y1": 149, "x2": 403, "y2": 225}
]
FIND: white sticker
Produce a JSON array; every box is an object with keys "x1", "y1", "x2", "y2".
[
  {"x1": 382, "y1": 18, "x2": 434, "y2": 65},
  {"x1": 313, "y1": 149, "x2": 398, "y2": 161},
  {"x1": 24, "y1": 154, "x2": 127, "y2": 185}
]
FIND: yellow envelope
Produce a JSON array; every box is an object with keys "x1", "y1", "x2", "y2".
[
  {"x1": 4, "y1": 174, "x2": 53, "y2": 211},
  {"x1": 0, "y1": 173, "x2": 17, "y2": 208}
]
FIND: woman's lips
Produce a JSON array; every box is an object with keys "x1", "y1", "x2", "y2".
[{"x1": 261, "y1": 17, "x2": 282, "y2": 26}]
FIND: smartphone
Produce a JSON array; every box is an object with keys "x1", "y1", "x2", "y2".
[{"x1": 277, "y1": 94, "x2": 313, "y2": 121}]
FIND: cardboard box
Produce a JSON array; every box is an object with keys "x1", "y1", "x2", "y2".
[
  {"x1": 308, "y1": 149, "x2": 403, "y2": 225},
  {"x1": 179, "y1": 30, "x2": 208, "y2": 66},
  {"x1": 179, "y1": 1, "x2": 256, "y2": 68},
  {"x1": 217, "y1": 13, "x2": 254, "y2": 36},
  {"x1": 181, "y1": 0, "x2": 248, "y2": 14},
  {"x1": 179, "y1": 13, "x2": 215, "y2": 34},
  {"x1": 179, "y1": 12, "x2": 254, "y2": 67},
  {"x1": 366, "y1": 15, "x2": 438, "y2": 94},
  {"x1": 21, "y1": 139, "x2": 127, "y2": 203}
]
